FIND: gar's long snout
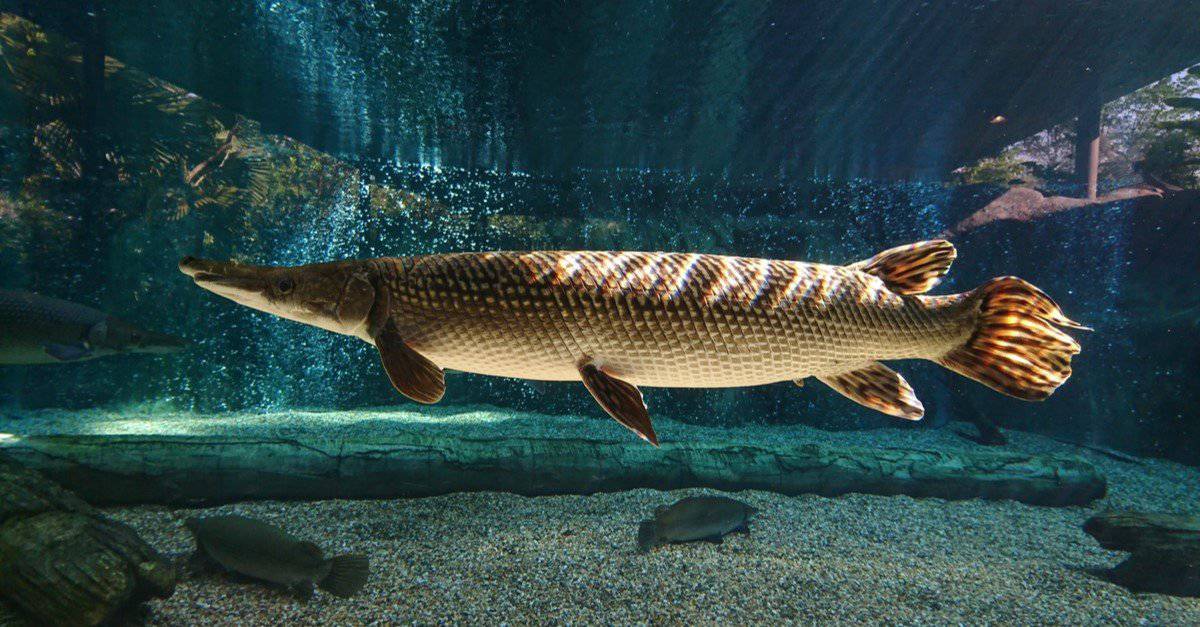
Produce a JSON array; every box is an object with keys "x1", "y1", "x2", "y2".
[
  {"x1": 180, "y1": 256, "x2": 274, "y2": 296},
  {"x1": 179, "y1": 256, "x2": 264, "y2": 280}
]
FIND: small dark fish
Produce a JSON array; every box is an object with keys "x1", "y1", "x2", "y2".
[
  {"x1": 185, "y1": 515, "x2": 369, "y2": 599},
  {"x1": 954, "y1": 415, "x2": 1007, "y2": 446},
  {"x1": 954, "y1": 428, "x2": 1007, "y2": 446},
  {"x1": 637, "y1": 496, "x2": 757, "y2": 553}
]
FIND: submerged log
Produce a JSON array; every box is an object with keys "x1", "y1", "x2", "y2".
[
  {"x1": 1083, "y1": 511, "x2": 1200, "y2": 597},
  {"x1": 0, "y1": 457, "x2": 175, "y2": 626},
  {"x1": 0, "y1": 433, "x2": 1105, "y2": 507}
]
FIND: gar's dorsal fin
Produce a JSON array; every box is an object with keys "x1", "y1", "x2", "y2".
[
  {"x1": 375, "y1": 319, "x2": 445, "y2": 404},
  {"x1": 847, "y1": 240, "x2": 956, "y2": 295},
  {"x1": 578, "y1": 360, "x2": 658, "y2": 446},
  {"x1": 817, "y1": 362, "x2": 924, "y2": 420}
]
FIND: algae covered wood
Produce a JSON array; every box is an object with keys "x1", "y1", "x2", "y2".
[
  {"x1": 0, "y1": 457, "x2": 176, "y2": 626},
  {"x1": 1085, "y1": 510, "x2": 1200, "y2": 553},
  {"x1": 1, "y1": 432, "x2": 1105, "y2": 507},
  {"x1": 1083, "y1": 510, "x2": 1200, "y2": 597}
]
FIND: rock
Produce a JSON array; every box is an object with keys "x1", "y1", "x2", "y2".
[
  {"x1": 0, "y1": 456, "x2": 95, "y2": 520},
  {"x1": 1083, "y1": 510, "x2": 1200, "y2": 597},
  {"x1": 0, "y1": 456, "x2": 176, "y2": 626},
  {"x1": 0, "y1": 432, "x2": 1105, "y2": 507}
]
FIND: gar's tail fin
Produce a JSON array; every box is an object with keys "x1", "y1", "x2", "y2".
[
  {"x1": 938, "y1": 277, "x2": 1090, "y2": 400},
  {"x1": 319, "y1": 554, "x2": 370, "y2": 597}
]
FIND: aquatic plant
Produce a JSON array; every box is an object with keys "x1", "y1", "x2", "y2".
[
  {"x1": 952, "y1": 150, "x2": 1033, "y2": 186},
  {"x1": 1141, "y1": 88, "x2": 1200, "y2": 189},
  {"x1": 0, "y1": 14, "x2": 435, "y2": 285}
]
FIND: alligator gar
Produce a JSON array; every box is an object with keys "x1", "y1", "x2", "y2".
[
  {"x1": 0, "y1": 289, "x2": 186, "y2": 364},
  {"x1": 179, "y1": 240, "x2": 1087, "y2": 445}
]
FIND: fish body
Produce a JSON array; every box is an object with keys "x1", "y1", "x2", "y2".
[
  {"x1": 638, "y1": 495, "x2": 757, "y2": 552},
  {"x1": 368, "y1": 250, "x2": 975, "y2": 387},
  {"x1": 179, "y1": 240, "x2": 1086, "y2": 445},
  {"x1": 0, "y1": 289, "x2": 186, "y2": 364},
  {"x1": 185, "y1": 515, "x2": 369, "y2": 598}
]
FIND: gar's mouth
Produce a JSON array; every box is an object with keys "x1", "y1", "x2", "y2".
[
  {"x1": 178, "y1": 255, "x2": 209, "y2": 278},
  {"x1": 180, "y1": 257, "x2": 269, "y2": 298},
  {"x1": 193, "y1": 274, "x2": 266, "y2": 296}
]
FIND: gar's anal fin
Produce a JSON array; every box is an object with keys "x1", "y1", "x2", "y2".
[
  {"x1": 818, "y1": 362, "x2": 924, "y2": 420},
  {"x1": 578, "y1": 360, "x2": 659, "y2": 446},
  {"x1": 375, "y1": 320, "x2": 445, "y2": 404}
]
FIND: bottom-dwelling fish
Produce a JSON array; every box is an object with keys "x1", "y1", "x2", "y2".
[
  {"x1": 185, "y1": 515, "x2": 370, "y2": 599},
  {"x1": 179, "y1": 240, "x2": 1087, "y2": 445},
  {"x1": 638, "y1": 496, "x2": 758, "y2": 552},
  {"x1": 0, "y1": 289, "x2": 186, "y2": 364}
]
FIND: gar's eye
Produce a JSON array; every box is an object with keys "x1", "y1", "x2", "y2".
[{"x1": 276, "y1": 277, "x2": 295, "y2": 294}]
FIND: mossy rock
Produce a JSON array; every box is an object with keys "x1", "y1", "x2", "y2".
[
  {"x1": 0, "y1": 456, "x2": 176, "y2": 626},
  {"x1": 0, "y1": 457, "x2": 94, "y2": 523}
]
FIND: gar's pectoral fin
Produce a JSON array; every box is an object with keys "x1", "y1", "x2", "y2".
[
  {"x1": 578, "y1": 360, "x2": 658, "y2": 446},
  {"x1": 816, "y1": 362, "x2": 924, "y2": 420},
  {"x1": 375, "y1": 319, "x2": 445, "y2": 404},
  {"x1": 44, "y1": 343, "x2": 92, "y2": 362}
]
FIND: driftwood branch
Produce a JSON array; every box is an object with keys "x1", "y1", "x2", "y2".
[
  {"x1": 0, "y1": 432, "x2": 1106, "y2": 507},
  {"x1": 944, "y1": 185, "x2": 1163, "y2": 237}
]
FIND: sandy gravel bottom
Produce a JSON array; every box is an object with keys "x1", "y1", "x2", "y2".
[
  {"x1": 112, "y1": 484, "x2": 1200, "y2": 625},
  {"x1": 14, "y1": 406, "x2": 1190, "y2": 624}
]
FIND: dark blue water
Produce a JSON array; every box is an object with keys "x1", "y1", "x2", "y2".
[{"x1": 0, "y1": 3, "x2": 1198, "y2": 465}]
